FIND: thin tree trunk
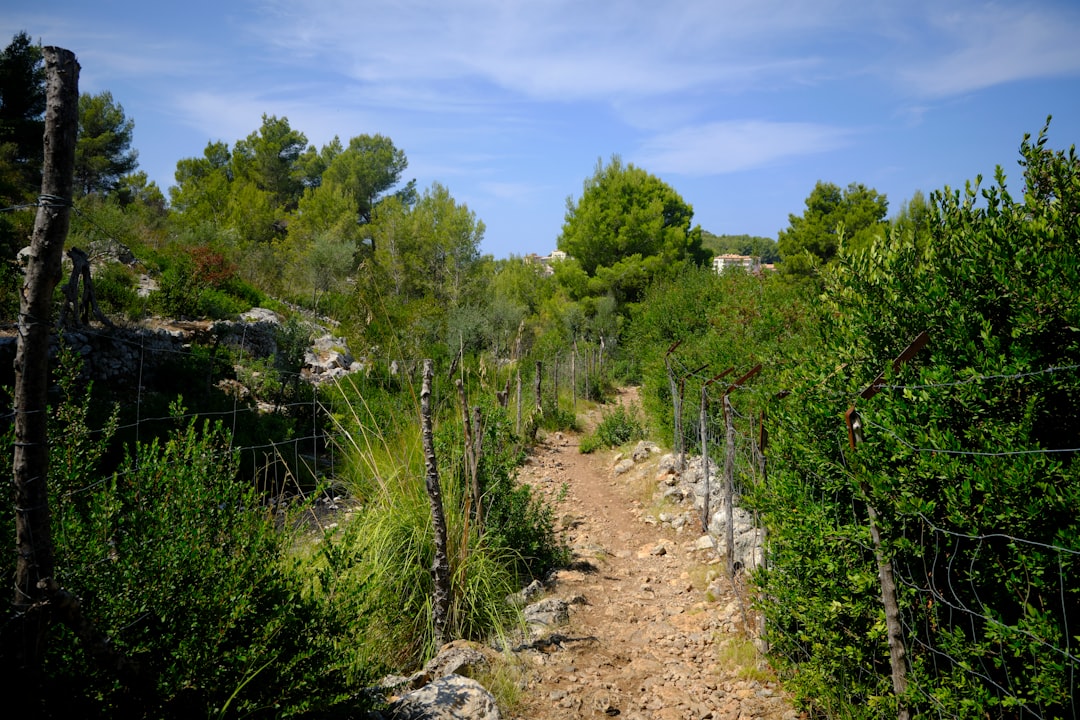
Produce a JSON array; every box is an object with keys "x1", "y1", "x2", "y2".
[
  {"x1": 571, "y1": 340, "x2": 577, "y2": 412},
  {"x1": 699, "y1": 384, "x2": 710, "y2": 532},
  {"x1": 421, "y1": 360, "x2": 451, "y2": 648},
  {"x1": 534, "y1": 361, "x2": 542, "y2": 414},
  {"x1": 12, "y1": 46, "x2": 80, "y2": 669},
  {"x1": 861, "y1": 481, "x2": 911, "y2": 720},
  {"x1": 723, "y1": 395, "x2": 736, "y2": 578},
  {"x1": 515, "y1": 369, "x2": 522, "y2": 435}
]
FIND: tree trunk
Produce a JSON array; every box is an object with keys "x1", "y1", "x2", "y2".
[
  {"x1": 420, "y1": 360, "x2": 451, "y2": 648},
  {"x1": 534, "y1": 361, "x2": 542, "y2": 414},
  {"x1": 861, "y1": 481, "x2": 911, "y2": 720},
  {"x1": 12, "y1": 46, "x2": 80, "y2": 670},
  {"x1": 723, "y1": 395, "x2": 736, "y2": 577},
  {"x1": 699, "y1": 384, "x2": 710, "y2": 532},
  {"x1": 515, "y1": 369, "x2": 522, "y2": 435}
]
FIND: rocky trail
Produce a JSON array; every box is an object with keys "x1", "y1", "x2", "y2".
[{"x1": 505, "y1": 388, "x2": 800, "y2": 720}]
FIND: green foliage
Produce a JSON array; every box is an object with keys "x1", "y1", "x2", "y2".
[
  {"x1": 0, "y1": 31, "x2": 44, "y2": 260},
  {"x1": 1, "y1": 351, "x2": 371, "y2": 717},
  {"x1": 150, "y1": 245, "x2": 260, "y2": 319},
  {"x1": 92, "y1": 260, "x2": 143, "y2": 319},
  {"x1": 75, "y1": 91, "x2": 139, "y2": 197},
  {"x1": 355, "y1": 182, "x2": 486, "y2": 358},
  {"x1": 557, "y1": 155, "x2": 709, "y2": 303},
  {"x1": 579, "y1": 403, "x2": 645, "y2": 453},
  {"x1": 752, "y1": 121, "x2": 1080, "y2": 718},
  {"x1": 777, "y1": 180, "x2": 888, "y2": 276},
  {"x1": 701, "y1": 231, "x2": 779, "y2": 263}
]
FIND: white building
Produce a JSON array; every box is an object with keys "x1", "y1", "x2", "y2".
[{"x1": 712, "y1": 254, "x2": 761, "y2": 273}]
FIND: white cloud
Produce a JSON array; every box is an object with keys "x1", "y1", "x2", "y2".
[
  {"x1": 895, "y1": 3, "x2": 1080, "y2": 97},
  {"x1": 248, "y1": 0, "x2": 852, "y2": 105},
  {"x1": 635, "y1": 120, "x2": 853, "y2": 175}
]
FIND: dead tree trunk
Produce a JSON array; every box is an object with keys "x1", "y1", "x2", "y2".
[
  {"x1": 515, "y1": 369, "x2": 522, "y2": 435},
  {"x1": 699, "y1": 384, "x2": 710, "y2": 532},
  {"x1": 454, "y1": 379, "x2": 480, "y2": 527},
  {"x1": 420, "y1": 360, "x2": 451, "y2": 648},
  {"x1": 58, "y1": 246, "x2": 114, "y2": 328},
  {"x1": 723, "y1": 395, "x2": 736, "y2": 578},
  {"x1": 534, "y1": 360, "x2": 542, "y2": 414},
  {"x1": 12, "y1": 46, "x2": 80, "y2": 670}
]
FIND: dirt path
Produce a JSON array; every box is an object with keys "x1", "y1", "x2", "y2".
[{"x1": 509, "y1": 388, "x2": 798, "y2": 720}]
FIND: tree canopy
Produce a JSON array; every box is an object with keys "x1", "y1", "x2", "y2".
[
  {"x1": 557, "y1": 156, "x2": 708, "y2": 303},
  {"x1": 777, "y1": 180, "x2": 887, "y2": 275},
  {"x1": 0, "y1": 31, "x2": 45, "y2": 261},
  {"x1": 74, "y1": 91, "x2": 139, "y2": 198}
]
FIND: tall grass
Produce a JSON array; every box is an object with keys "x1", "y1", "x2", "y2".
[{"x1": 326, "y1": 372, "x2": 536, "y2": 673}]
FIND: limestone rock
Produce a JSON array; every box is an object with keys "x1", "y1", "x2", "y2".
[
  {"x1": 524, "y1": 597, "x2": 569, "y2": 628},
  {"x1": 386, "y1": 674, "x2": 501, "y2": 720}
]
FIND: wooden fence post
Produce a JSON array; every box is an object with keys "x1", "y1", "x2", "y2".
[
  {"x1": 844, "y1": 331, "x2": 928, "y2": 720},
  {"x1": 664, "y1": 340, "x2": 682, "y2": 470},
  {"x1": 699, "y1": 369, "x2": 734, "y2": 532},
  {"x1": 12, "y1": 46, "x2": 80, "y2": 669},
  {"x1": 534, "y1": 360, "x2": 542, "y2": 414},
  {"x1": 420, "y1": 360, "x2": 451, "y2": 648}
]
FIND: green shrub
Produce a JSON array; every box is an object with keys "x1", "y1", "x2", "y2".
[
  {"x1": 93, "y1": 261, "x2": 144, "y2": 319},
  {"x1": 1, "y1": 353, "x2": 371, "y2": 717},
  {"x1": 580, "y1": 403, "x2": 644, "y2": 453}
]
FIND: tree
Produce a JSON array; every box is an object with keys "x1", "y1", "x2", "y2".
[
  {"x1": 322, "y1": 133, "x2": 414, "y2": 252},
  {"x1": 74, "y1": 91, "x2": 138, "y2": 197},
  {"x1": 0, "y1": 31, "x2": 45, "y2": 261},
  {"x1": 0, "y1": 31, "x2": 45, "y2": 188},
  {"x1": 777, "y1": 181, "x2": 888, "y2": 275},
  {"x1": 231, "y1": 113, "x2": 307, "y2": 210},
  {"x1": 357, "y1": 182, "x2": 485, "y2": 355},
  {"x1": 701, "y1": 231, "x2": 779, "y2": 263},
  {"x1": 558, "y1": 155, "x2": 708, "y2": 303}
]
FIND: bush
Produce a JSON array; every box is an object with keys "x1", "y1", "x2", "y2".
[
  {"x1": 93, "y1": 261, "x2": 144, "y2": 319},
  {"x1": 1, "y1": 355, "x2": 370, "y2": 717},
  {"x1": 580, "y1": 403, "x2": 644, "y2": 453}
]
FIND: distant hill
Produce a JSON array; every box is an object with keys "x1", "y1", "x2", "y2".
[{"x1": 701, "y1": 231, "x2": 779, "y2": 263}]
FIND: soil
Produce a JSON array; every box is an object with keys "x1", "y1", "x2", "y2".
[{"x1": 508, "y1": 387, "x2": 800, "y2": 720}]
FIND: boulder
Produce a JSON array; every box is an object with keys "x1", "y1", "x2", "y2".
[
  {"x1": 523, "y1": 597, "x2": 569, "y2": 628},
  {"x1": 385, "y1": 674, "x2": 501, "y2": 720}
]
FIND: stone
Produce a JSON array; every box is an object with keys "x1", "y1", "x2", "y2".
[
  {"x1": 613, "y1": 459, "x2": 636, "y2": 476},
  {"x1": 386, "y1": 674, "x2": 501, "y2": 720},
  {"x1": 524, "y1": 597, "x2": 569, "y2": 628}
]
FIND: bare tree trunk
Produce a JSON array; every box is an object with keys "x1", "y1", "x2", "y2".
[
  {"x1": 699, "y1": 384, "x2": 710, "y2": 532},
  {"x1": 421, "y1": 360, "x2": 451, "y2": 648},
  {"x1": 12, "y1": 47, "x2": 80, "y2": 670},
  {"x1": 664, "y1": 343, "x2": 682, "y2": 471},
  {"x1": 454, "y1": 378, "x2": 479, "y2": 526},
  {"x1": 723, "y1": 395, "x2": 736, "y2": 578},
  {"x1": 571, "y1": 340, "x2": 577, "y2": 412},
  {"x1": 861, "y1": 481, "x2": 910, "y2": 720},
  {"x1": 552, "y1": 355, "x2": 559, "y2": 411},
  {"x1": 515, "y1": 369, "x2": 522, "y2": 435},
  {"x1": 534, "y1": 361, "x2": 542, "y2": 414}
]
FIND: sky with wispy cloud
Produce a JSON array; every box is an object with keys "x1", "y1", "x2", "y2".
[{"x1": 6, "y1": 1, "x2": 1080, "y2": 257}]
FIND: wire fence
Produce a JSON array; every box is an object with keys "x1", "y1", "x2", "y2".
[{"x1": 662, "y1": 347, "x2": 1080, "y2": 720}]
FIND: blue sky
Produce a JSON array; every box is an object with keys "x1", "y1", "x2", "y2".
[{"x1": 5, "y1": 1, "x2": 1080, "y2": 259}]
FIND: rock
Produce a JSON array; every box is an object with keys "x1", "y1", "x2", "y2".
[
  {"x1": 414, "y1": 640, "x2": 494, "y2": 687},
  {"x1": 507, "y1": 579, "x2": 545, "y2": 607},
  {"x1": 386, "y1": 674, "x2": 501, "y2": 720},
  {"x1": 524, "y1": 597, "x2": 570, "y2": 628},
  {"x1": 240, "y1": 307, "x2": 281, "y2": 324},
  {"x1": 693, "y1": 535, "x2": 716, "y2": 551},
  {"x1": 632, "y1": 440, "x2": 659, "y2": 461},
  {"x1": 613, "y1": 459, "x2": 635, "y2": 476}
]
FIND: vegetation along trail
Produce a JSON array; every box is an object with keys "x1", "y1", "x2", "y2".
[{"x1": 509, "y1": 389, "x2": 798, "y2": 720}]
